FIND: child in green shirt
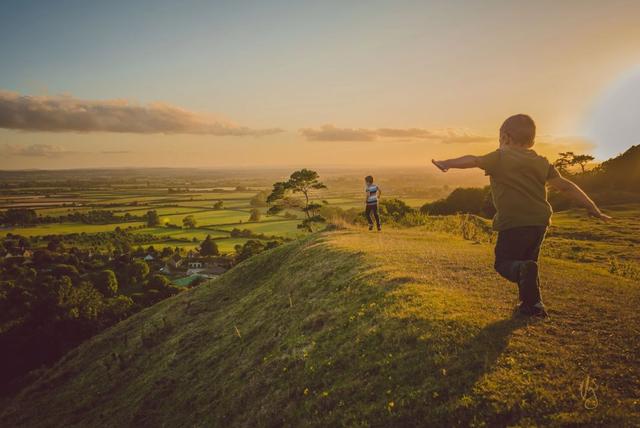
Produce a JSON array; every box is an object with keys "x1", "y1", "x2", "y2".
[{"x1": 431, "y1": 114, "x2": 610, "y2": 317}]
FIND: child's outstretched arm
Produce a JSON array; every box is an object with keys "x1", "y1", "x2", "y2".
[
  {"x1": 431, "y1": 156, "x2": 479, "y2": 172},
  {"x1": 547, "y1": 175, "x2": 612, "y2": 220}
]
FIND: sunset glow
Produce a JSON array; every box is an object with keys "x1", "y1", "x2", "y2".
[{"x1": 1, "y1": 0, "x2": 640, "y2": 168}]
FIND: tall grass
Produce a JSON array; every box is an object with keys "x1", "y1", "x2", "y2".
[
  {"x1": 326, "y1": 211, "x2": 495, "y2": 243},
  {"x1": 398, "y1": 212, "x2": 495, "y2": 243}
]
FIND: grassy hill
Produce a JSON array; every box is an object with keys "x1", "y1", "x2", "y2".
[{"x1": 1, "y1": 226, "x2": 639, "y2": 427}]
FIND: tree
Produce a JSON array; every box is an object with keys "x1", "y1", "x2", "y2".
[
  {"x1": 0, "y1": 208, "x2": 38, "y2": 226},
  {"x1": 148, "y1": 274, "x2": 171, "y2": 290},
  {"x1": 146, "y1": 210, "x2": 161, "y2": 227},
  {"x1": 267, "y1": 169, "x2": 327, "y2": 231},
  {"x1": 182, "y1": 215, "x2": 197, "y2": 229},
  {"x1": 420, "y1": 187, "x2": 491, "y2": 217},
  {"x1": 200, "y1": 234, "x2": 219, "y2": 256},
  {"x1": 554, "y1": 152, "x2": 594, "y2": 174},
  {"x1": 161, "y1": 247, "x2": 174, "y2": 258},
  {"x1": 554, "y1": 152, "x2": 574, "y2": 174},
  {"x1": 130, "y1": 260, "x2": 150, "y2": 284},
  {"x1": 572, "y1": 154, "x2": 595, "y2": 173},
  {"x1": 213, "y1": 201, "x2": 224, "y2": 210},
  {"x1": 235, "y1": 239, "x2": 266, "y2": 262},
  {"x1": 249, "y1": 208, "x2": 261, "y2": 222},
  {"x1": 380, "y1": 199, "x2": 414, "y2": 221},
  {"x1": 250, "y1": 191, "x2": 268, "y2": 207},
  {"x1": 94, "y1": 270, "x2": 118, "y2": 297}
]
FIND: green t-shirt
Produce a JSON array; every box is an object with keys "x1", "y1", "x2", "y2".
[{"x1": 477, "y1": 147, "x2": 559, "y2": 231}]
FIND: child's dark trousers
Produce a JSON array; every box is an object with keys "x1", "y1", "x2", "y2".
[
  {"x1": 365, "y1": 203, "x2": 381, "y2": 229},
  {"x1": 494, "y1": 225, "x2": 547, "y2": 305}
]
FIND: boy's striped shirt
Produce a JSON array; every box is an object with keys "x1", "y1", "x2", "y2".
[{"x1": 366, "y1": 184, "x2": 379, "y2": 204}]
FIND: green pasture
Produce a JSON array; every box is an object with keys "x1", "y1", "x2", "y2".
[
  {"x1": 217, "y1": 219, "x2": 302, "y2": 238},
  {"x1": 1, "y1": 222, "x2": 144, "y2": 237}
]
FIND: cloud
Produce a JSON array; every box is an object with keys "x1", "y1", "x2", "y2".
[
  {"x1": 0, "y1": 144, "x2": 71, "y2": 157},
  {"x1": 299, "y1": 124, "x2": 494, "y2": 143},
  {"x1": 0, "y1": 90, "x2": 282, "y2": 136},
  {"x1": 299, "y1": 124, "x2": 377, "y2": 141}
]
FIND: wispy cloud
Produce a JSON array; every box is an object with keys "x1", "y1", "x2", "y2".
[
  {"x1": 0, "y1": 144, "x2": 71, "y2": 157},
  {"x1": 0, "y1": 90, "x2": 283, "y2": 136},
  {"x1": 101, "y1": 150, "x2": 131, "y2": 155},
  {"x1": 299, "y1": 124, "x2": 494, "y2": 143}
]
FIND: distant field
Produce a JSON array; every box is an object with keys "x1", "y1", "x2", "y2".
[
  {"x1": 2, "y1": 187, "x2": 305, "y2": 253},
  {"x1": 1, "y1": 221, "x2": 144, "y2": 237},
  {"x1": 217, "y1": 219, "x2": 302, "y2": 238}
]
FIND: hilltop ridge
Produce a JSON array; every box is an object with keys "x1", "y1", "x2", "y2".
[{"x1": 1, "y1": 227, "x2": 639, "y2": 427}]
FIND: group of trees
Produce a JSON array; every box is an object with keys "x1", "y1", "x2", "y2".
[
  {"x1": 0, "y1": 208, "x2": 38, "y2": 226},
  {"x1": 0, "y1": 236, "x2": 182, "y2": 393},
  {"x1": 0, "y1": 208, "x2": 145, "y2": 227},
  {"x1": 233, "y1": 239, "x2": 281, "y2": 262}
]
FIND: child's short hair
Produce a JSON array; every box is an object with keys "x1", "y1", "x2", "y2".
[
  {"x1": 365, "y1": 175, "x2": 374, "y2": 184},
  {"x1": 500, "y1": 114, "x2": 536, "y2": 147}
]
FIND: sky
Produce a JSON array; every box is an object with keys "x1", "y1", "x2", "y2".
[{"x1": 1, "y1": 0, "x2": 639, "y2": 169}]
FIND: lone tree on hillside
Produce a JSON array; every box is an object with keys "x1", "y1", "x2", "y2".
[
  {"x1": 554, "y1": 152, "x2": 595, "y2": 174},
  {"x1": 267, "y1": 169, "x2": 327, "y2": 231},
  {"x1": 213, "y1": 201, "x2": 224, "y2": 210},
  {"x1": 200, "y1": 234, "x2": 219, "y2": 256},
  {"x1": 182, "y1": 215, "x2": 197, "y2": 229},
  {"x1": 572, "y1": 154, "x2": 595, "y2": 173}
]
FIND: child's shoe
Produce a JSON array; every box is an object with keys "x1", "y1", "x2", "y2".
[
  {"x1": 368, "y1": 225, "x2": 374, "y2": 231},
  {"x1": 517, "y1": 301, "x2": 548, "y2": 318}
]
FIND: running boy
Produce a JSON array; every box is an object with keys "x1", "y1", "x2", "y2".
[
  {"x1": 431, "y1": 114, "x2": 610, "y2": 317},
  {"x1": 364, "y1": 175, "x2": 382, "y2": 231}
]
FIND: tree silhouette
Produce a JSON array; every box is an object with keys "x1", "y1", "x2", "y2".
[
  {"x1": 572, "y1": 154, "x2": 595, "y2": 173},
  {"x1": 554, "y1": 152, "x2": 594, "y2": 174}
]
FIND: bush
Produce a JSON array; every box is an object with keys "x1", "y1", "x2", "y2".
[{"x1": 421, "y1": 187, "x2": 494, "y2": 218}]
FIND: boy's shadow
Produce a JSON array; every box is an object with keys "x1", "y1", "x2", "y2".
[{"x1": 371, "y1": 310, "x2": 530, "y2": 426}]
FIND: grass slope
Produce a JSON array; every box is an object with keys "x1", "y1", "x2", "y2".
[{"x1": 1, "y1": 227, "x2": 639, "y2": 427}]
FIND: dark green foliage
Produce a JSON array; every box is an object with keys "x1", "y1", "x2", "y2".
[
  {"x1": 380, "y1": 198, "x2": 415, "y2": 221},
  {"x1": 199, "y1": 235, "x2": 219, "y2": 256},
  {"x1": 0, "y1": 208, "x2": 38, "y2": 226},
  {"x1": 94, "y1": 270, "x2": 118, "y2": 297},
  {"x1": 421, "y1": 186, "x2": 495, "y2": 218},
  {"x1": 0, "y1": 234, "x2": 184, "y2": 393},
  {"x1": 182, "y1": 215, "x2": 197, "y2": 229},
  {"x1": 129, "y1": 260, "x2": 150, "y2": 284},
  {"x1": 234, "y1": 239, "x2": 281, "y2": 262},
  {"x1": 146, "y1": 210, "x2": 161, "y2": 227}
]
